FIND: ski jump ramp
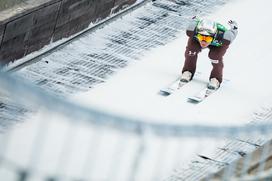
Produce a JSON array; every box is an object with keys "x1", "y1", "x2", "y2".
[{"x1": 1, "y1": 0, "x2": 272, "y2": 180}]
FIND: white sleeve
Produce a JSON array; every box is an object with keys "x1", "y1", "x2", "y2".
[{"x1": 223, "y1": 27, "x2": 238, "y2": 43}]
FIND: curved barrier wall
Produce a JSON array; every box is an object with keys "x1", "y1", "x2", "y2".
[{"x1": 0, "y1": 0, "x2": 137, "y2": 65}]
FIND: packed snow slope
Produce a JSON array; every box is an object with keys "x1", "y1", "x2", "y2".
[{"x1": 73, "y1": 0, "x2": 272, "y2": 127}]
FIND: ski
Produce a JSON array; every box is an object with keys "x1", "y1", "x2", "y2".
[
  {"x1": 159, "y1": 78, "x2": 188, "y2": 96},
  {"x1": 159, "y1": 72, "x2": 202, "y2": 96},
  {"x1": 188, "y1": 87, "x2": 217, "y2": 103}
]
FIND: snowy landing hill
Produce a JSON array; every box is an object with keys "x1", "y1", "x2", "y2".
[{"x1": 74, "y1": 0, "x2": 272, "y2": 127}]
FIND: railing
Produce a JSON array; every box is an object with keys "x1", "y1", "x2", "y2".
[{"x1": 1, "y1": 71, "x2": 272, "y2": 181}]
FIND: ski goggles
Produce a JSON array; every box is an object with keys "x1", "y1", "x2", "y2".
[{"x1": 196, "y1": 34, "x2": 213, "y2": 43}]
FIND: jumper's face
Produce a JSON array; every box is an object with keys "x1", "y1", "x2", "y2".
[
  {"x1": 196, "y1": 34, "x2": 213, "y2": 48},
  {"x1": 199, "y1": 40, "x2": 211, "y2": 48}
]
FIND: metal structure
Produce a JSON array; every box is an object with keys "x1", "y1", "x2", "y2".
[{"x1": 1, "y1": 68, "x2": 272, "y2": 180}]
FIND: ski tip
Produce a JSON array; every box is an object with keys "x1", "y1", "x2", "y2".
[
  {"x1": 187, "y1": 97, "x2": 202, "y2": 103},
  {"x1": 159, "y1": 90, "x2": 171, "y2": 96}
]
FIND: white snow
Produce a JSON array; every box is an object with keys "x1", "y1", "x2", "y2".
[{"x1": 73, "y1": 0, "x2": 272, "y2": 126}]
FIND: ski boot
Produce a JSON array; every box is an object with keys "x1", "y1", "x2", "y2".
[
  {"x1": 207, "y1": 78, "x2": 220, "y2": 90},
  {"x1": 180, "y1": 71, "x2": 192, "y2": 83}
]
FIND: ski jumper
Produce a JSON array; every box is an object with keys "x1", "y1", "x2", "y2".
[{"x1": 182, "y1": 19, "x2": 238, "y2": 83}]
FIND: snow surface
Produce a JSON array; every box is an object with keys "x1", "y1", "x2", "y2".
[
  {"x1": 73, "y1": 0, "x2": 272, "y2": 127},
  {"x1": 2, "y1": 0, "x2": 272, "y2": 180}
]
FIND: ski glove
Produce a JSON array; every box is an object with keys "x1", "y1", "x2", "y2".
[
  {"x1": 228, "y1": 20, "x2": 238, "y2": 30},
  {"x1": 192, "y1": 16, "x2": 200, "y2": 21},
  {"x1": 192, "y1": 16, "x2": 198, "y2": 19}
]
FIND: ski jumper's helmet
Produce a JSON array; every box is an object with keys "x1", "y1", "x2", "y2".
[{"x1": 196, "y1": 19, "x2": 217, "y2": 36}]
